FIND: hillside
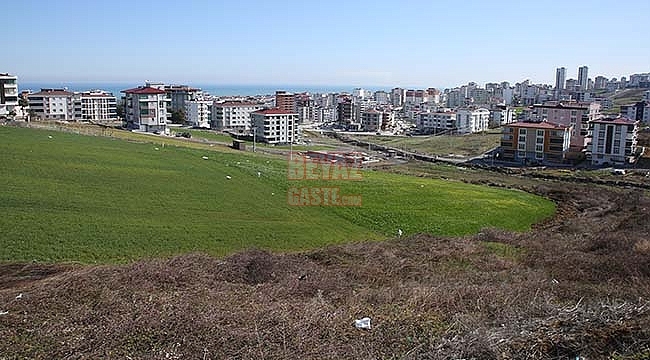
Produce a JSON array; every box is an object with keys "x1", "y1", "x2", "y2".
[
  {"x1": 0, "y1": 125, "x2": 553, "y2": 263},
  {"x1": 0, "y1": 169, "x2": 648, "y2": 359}
]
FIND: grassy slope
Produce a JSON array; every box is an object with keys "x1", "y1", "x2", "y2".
[
  {"x1": 354, "y1": 131, "x2": 502, "y2": 156},
  {"x1": 0, "y1": 126, "x2": 555, "y2": 263}
]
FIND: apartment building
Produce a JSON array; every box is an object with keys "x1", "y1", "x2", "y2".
[
  {"x1": 28, "y1": 88, "x2": 75, "y2": 120},
  {"x1": 184, "y1": 99, "x2": 212, "y2": 128},
  {"x1": 489, "y1": 105, "x2": 515, "y2": 128},
  {"x1": 251, "y1": 108, "x2": 297, "y2": 144},
  {"x1": 531, "y1": 101, "x2": 601, "y2": 148},
  {"x1": 73, "y1": 90, "x2": 118, "y2": 122},
  {"x1": 121, "y1": 85, "x2": 171, "y2": 134},
  {"x1": 0, "y1": 73, "x2": 19, "y2": 117},
  {"x1": 164, "y1": 85, "x2": 202, "y2": 112},
  {"x1": 589, "y1": 116, "x2": 639, "y2": 166},
  {"x1": 416, "y1": 111, "x2": 456, "y2": 134},
  {"x1": 456, "y1": 108, "x2": 490, "y2": 134},
  {"x1": 500, "y1": 121, "x2": 572, "y2": 164},
  {"x1": 360, "y1": 109, "x2": 393, "y2": 132},
  {"x1": 211, "y1": 101, "x2": 263, "y2": 132},
  {"x1": 275, "y1": 91, "x2": 296, "y2": 112},
  {"x1": 621, "y1": 100, "x2": 650, "y2": 125}
]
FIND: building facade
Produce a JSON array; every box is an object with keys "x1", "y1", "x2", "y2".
[
  {"x1": 0, "y1": 73, "x2": 19, "y2": 117},
  {"x1": 589, "y1": 116, "x2": 639, "y2": 166},
  {"x1": 164, "y1": 85, "x2": 202, "y2": 112},
  {"x1": 73, "y1": 90, "x2": 118, "y2": 122},
  {"x1": 28, "y1": 89, "x2": 75, "y2": 120},
  {"x1": 122, "y1": 85, "x2": 171, "y2": 133},
  {"x1": 275, "y1": 91, "x2": 296, "y2": 112},
  {"x1": 211, "y1": 101, "x2": 263, "y2": 132},
  {"x1": 251, "y1": 108, "x2": 297, "y2": 144},
  {"x1": 577, "y1": 66, "x2": 589, "y2": 91},
  {"x1": 184, "y1": 100, "x2": 212, "y2": 128},
  {"x1": 416, "y1": 111, "x2": 456, "y2": 134},
  {"x1": 456, "y1": 108, "x2": 490, "y2": 134},
  {"x1": 621, "y1": 100, "x2": 650, "y2": 125},
  {"x1": 531, "y1": 101, "x2": 600, "y2": 148},
  {"x1": 500, "y1": 121, "x2": 572, "y2": 164}
]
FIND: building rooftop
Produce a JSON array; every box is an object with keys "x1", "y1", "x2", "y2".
[
  {"x1": 121, "y1": 86, "x2": 167, "y2": 95},
  {"x1": 507, "y1": 121, "x2": 570, "y2": 129},
  {"x1": 30, "y1": 89, "x2": 74, "y2": 96},
  {"x1": 591, "y1": 116, "x2": 638, "y2": 125},
  {"x1": 215, "y1": 101, "x2": 261, "y2": 107},
  {"x1": 252, "y1": 108, "x2": 297, "y2": 115}
]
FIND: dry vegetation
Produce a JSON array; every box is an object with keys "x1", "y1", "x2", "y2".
[{"x1": 1, "y1": 173, "x2": 650, "y2": 358}]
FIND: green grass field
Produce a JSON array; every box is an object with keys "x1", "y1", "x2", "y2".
[{"x1": 0, "y1": 126, "x2": 555, "y2": 263}]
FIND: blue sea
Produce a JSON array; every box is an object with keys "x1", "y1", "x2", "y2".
[{"x1": 19, "y1": 82, "x2": 389, "y2": 97}]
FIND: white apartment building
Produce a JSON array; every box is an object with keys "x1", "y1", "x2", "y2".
[
  {"x1": 489, "y1": 106, "x2": 515, "y2": 127},
  {"x1": 28, "y1": 88, "x2": 75, "y2": 120},
  {"x1": 73, "y1": 90, "x2": 118, "y2": 122},
  {"x1": 122, "y1": 85, "x2": 170, "y2": 134},
  {"x1": 0, "y1": 73, "x2": 19, "y2": 117},
  {"x1": 251, "y1": 108, "x2": 297, "y2": 144},
  {"x1": 621, "y1": 100, "x2": 650, "y2": 125},
  {"x1": 590, "y1": 116, "x2": 639, "y2": 166},
  {"x1": 360, "y1": 109, "x2": 393, "y2": 132},
  {"x1": 456, "y1": 108, "x2": 490, "y2": 134},
  {"x1": 416, "y1": 111, "x2": 457, "y2": 134},
  {"x1": 211, "y1": 101, "x2": 263, "y2": 133},
  {"x1": 184, "y1": 100, "x2": 211, "y2": 128}
]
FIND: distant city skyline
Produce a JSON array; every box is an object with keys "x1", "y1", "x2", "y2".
[{"x1": 3, "y1": 0, "x2": 649, "y2": 88}]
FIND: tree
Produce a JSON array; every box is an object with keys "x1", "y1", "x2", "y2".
[{"x1": 170, "y1": 109, "x2": 186, "y2": 124}]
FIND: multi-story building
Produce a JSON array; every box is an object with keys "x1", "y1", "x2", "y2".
[
  {"x1": 531, "y1": 101, "x2": 601, "y2": 148},
  {"x1": 360, "y1": 109, "x2": 393, "y2": 132},
  {"x1": 121, "y1": 85, "x2": 170, "y2": 134},
  {"x1": 391, "y1": 88, "x2": 404, "y2": 107},
  {"x1": 416, "y1": 111, "x2": 456, "y2": 134},
  {"x1": 555, "y1": 67, "x2": 566, "y2": 90},
  {"x1": 489, "y1": 105, "x2": 515, "y2": 127},
  {"x1": 275, "y1": 91, "x2": 296, "y2": 112},
  {"x1": 500, "y1": 121, "x2": 572, "y2": 164},
  {"x1": 577, "y1": 66, "x2": 589, "y2": 91},
  {"x1": 374, "y1": 91, "x2": 390, "y2": 105},
  {"x1": 589, "y1": 116, "x2": 639, "y2": 165},
  {"x1": 251, "y1": 108, "x2": 297, "y2": 144},
  {"x1": 164, "y1": 85, "x2": 202, "y2": 112},
  {"x1": 184, "y1": 99, "x2": 212, "y2": 128},
  {"x1": 620, "y1": 100, "x2": 650, "y2": 125},
  {"x1": 0, "y1": 73, "x2": 19, "y2": 117},
  {"x1": 594, "y1": 76, "x2": 608, "y2": 90},
  {"x1": 28, "y1": 88, "x2": 75, "y2": 120},
  {"x1": 211, "y1": 101, "x2": 263, "y2": 132},
  {"x1": 73, "y1": 90, "x2": 118, "y2": 122},
  {"x1": 456, "y1": 108, "x2": 490, "y2": 134},
  {"x1": 336, "y1": 97, "x2": 354, "y2": 126}
]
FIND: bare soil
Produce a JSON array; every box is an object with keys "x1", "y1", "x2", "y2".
[{"x1": 1, "y1": 173, "x2": 649, "y2": 359}]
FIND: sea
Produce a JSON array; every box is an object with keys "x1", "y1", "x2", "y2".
[{"x1": 19, "y1": 82, "x2": 389, "y2": 97}]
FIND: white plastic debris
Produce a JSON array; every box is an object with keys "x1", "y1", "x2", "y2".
[
  {"x1": 398, "y1": 229, "x2": 403, "y2": 238},
  {"x1": 48, "y1": 135, "x2": 53, "y2": 139},
  {"x1": 15, "y1": 293, "x2": 23, "y2": 300},
  {"x1": 354, "y1": 317, "x2": 371, "y2": 330},
  {"x1": 225, "y1": 175, "x2": 232, "y2": 180},
  {"x1": 257, "y1": 172, "x2": 261, "y2": 177},
  {"x1": 154, "y1": 147, "x2": 160, "y2": 151},
  {"x1": 202, "y1": 156, "x2": 208, "y2": 160},
  {"x1": 271, "y1": 192, "x2": 275, "y2": 196},
  {"x1": 0, "y1": 311, "x2": 8, "y2": 316}
]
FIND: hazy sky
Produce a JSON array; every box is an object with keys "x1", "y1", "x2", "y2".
[{"x1": 3, "y1": 0, "x2": 649, "y2": 88}]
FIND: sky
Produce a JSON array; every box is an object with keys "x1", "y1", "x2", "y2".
[{"x1": 3, "y1": 0, "x2": 649, "y2": 89}]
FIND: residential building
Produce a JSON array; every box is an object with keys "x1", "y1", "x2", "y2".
[
  {"x1": 164, "y1": 85, "x2": 202, "y2": 112},
  {"x1": 594, "y1": 76, "x2": 608, "y2": 90},
  {"x1": 121, "y1": 85, "x2": 171, "y2": 134},
  {"x1": 28, "y1": 88, "x2": 75, "y2": 120},
  {"x1": 555, "y1": 67, "x2": 566, "y2": 90},
  {"x1": 184, "y1": 99, "x2": 212, "y2": 128},
  {"x1": 211, "y1": 101, "x2": 263, "y2": 132},
  {"x1": 489, "y1": 105, "x2": 515, "y2": 127},
  {"x1": 360, "y1": 109, "x2": 392, "y2": 132},
  {"x1": 275, "y1": 91, "x2": 296, "y2": 112},
  {"x1": 336, "y1": 97, "x2": 354, "y2": 126},
  {"x1": 251, "y1": 108, "x2": 297, "y2": 144},
  {"x1": 456, "y1": 108, "x2": 490, "y2": 134},
  {"x1": 73, "y1": 90, "x2": 118, "y2": 122},
  {"x1": 531, "y1": 101, "x2": 601, "y2": 148},
  {"x1": 565, "y1": 78, "x2": 577, "y2": 92},
  {"x1": 621, "y1": 100, "x2": 650, "y2": 125},
  {"x1": 374, "y1": 91, "x2": 390, "y2": 105},
  {"x1": 500, "y1": 121, "x2": 572, "y2": 164},
  {"x1": 577, "y1": 66, "x2": 589, "y2": 91},
  {"x1": 391, "y1": 88, "x2": 404, "y2": 107},
  {"x1": 0, "y1": 73, "x2": 19, "y2": 117},
  {"x1": 416, "y1": 111, "x2": 456, "y2": 134},
  {"x1": 589, "y1": 116, "x2": 639, "y2": 165}
]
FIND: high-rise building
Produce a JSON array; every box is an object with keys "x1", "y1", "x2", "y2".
[
  {"x1": 577, "y1": 66, "x2": 589, "y2": 90},
  {"x1": 275, "y1": 90, "x2": 296, "y2": 112},
  {"x1": 555, "y1": 67, "x2": 566, "y2": 90}
]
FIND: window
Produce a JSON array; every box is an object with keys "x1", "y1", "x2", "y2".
[
  {"x1": 517, "y1": 151, "x2": 525, "y2": 158},
  {"x1": 536, "y1": 137, "x2": 544, "y2": 144},
  {"x1": 536, "y1": 144, "x2": 543, "y2": 152},
  {"x1": 536, "y1": 152, "x2": 544, "y2": 160},
  {"x1": 518, "y1": 143, "x2": 526, "y2": 150},
  {"x1": 536, "y1": 130, "x2": 544, "y2": 137},
  {"x1": 518, "y1": 135, "x2": 526, "y2": 142},
  {"x1": 519, "y1": 129, "x2": 527, "y2": 135}
]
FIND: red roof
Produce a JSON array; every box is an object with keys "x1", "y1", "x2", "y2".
[
  {"x1": 30, "y1": 89, "x2": 73, "y2": 96},
  {"x1": 252, "y1": 108, "x2": 297, "y2": 115},
  {"x1": 591, "y1": 116, "x2": 637, "y2": 125},
  {"x1": 507, "y1": 121, "x2": 570, "y2": 129},
  {"x1": 121, "y1": 86, "x2": 166, "y2": 94}
]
